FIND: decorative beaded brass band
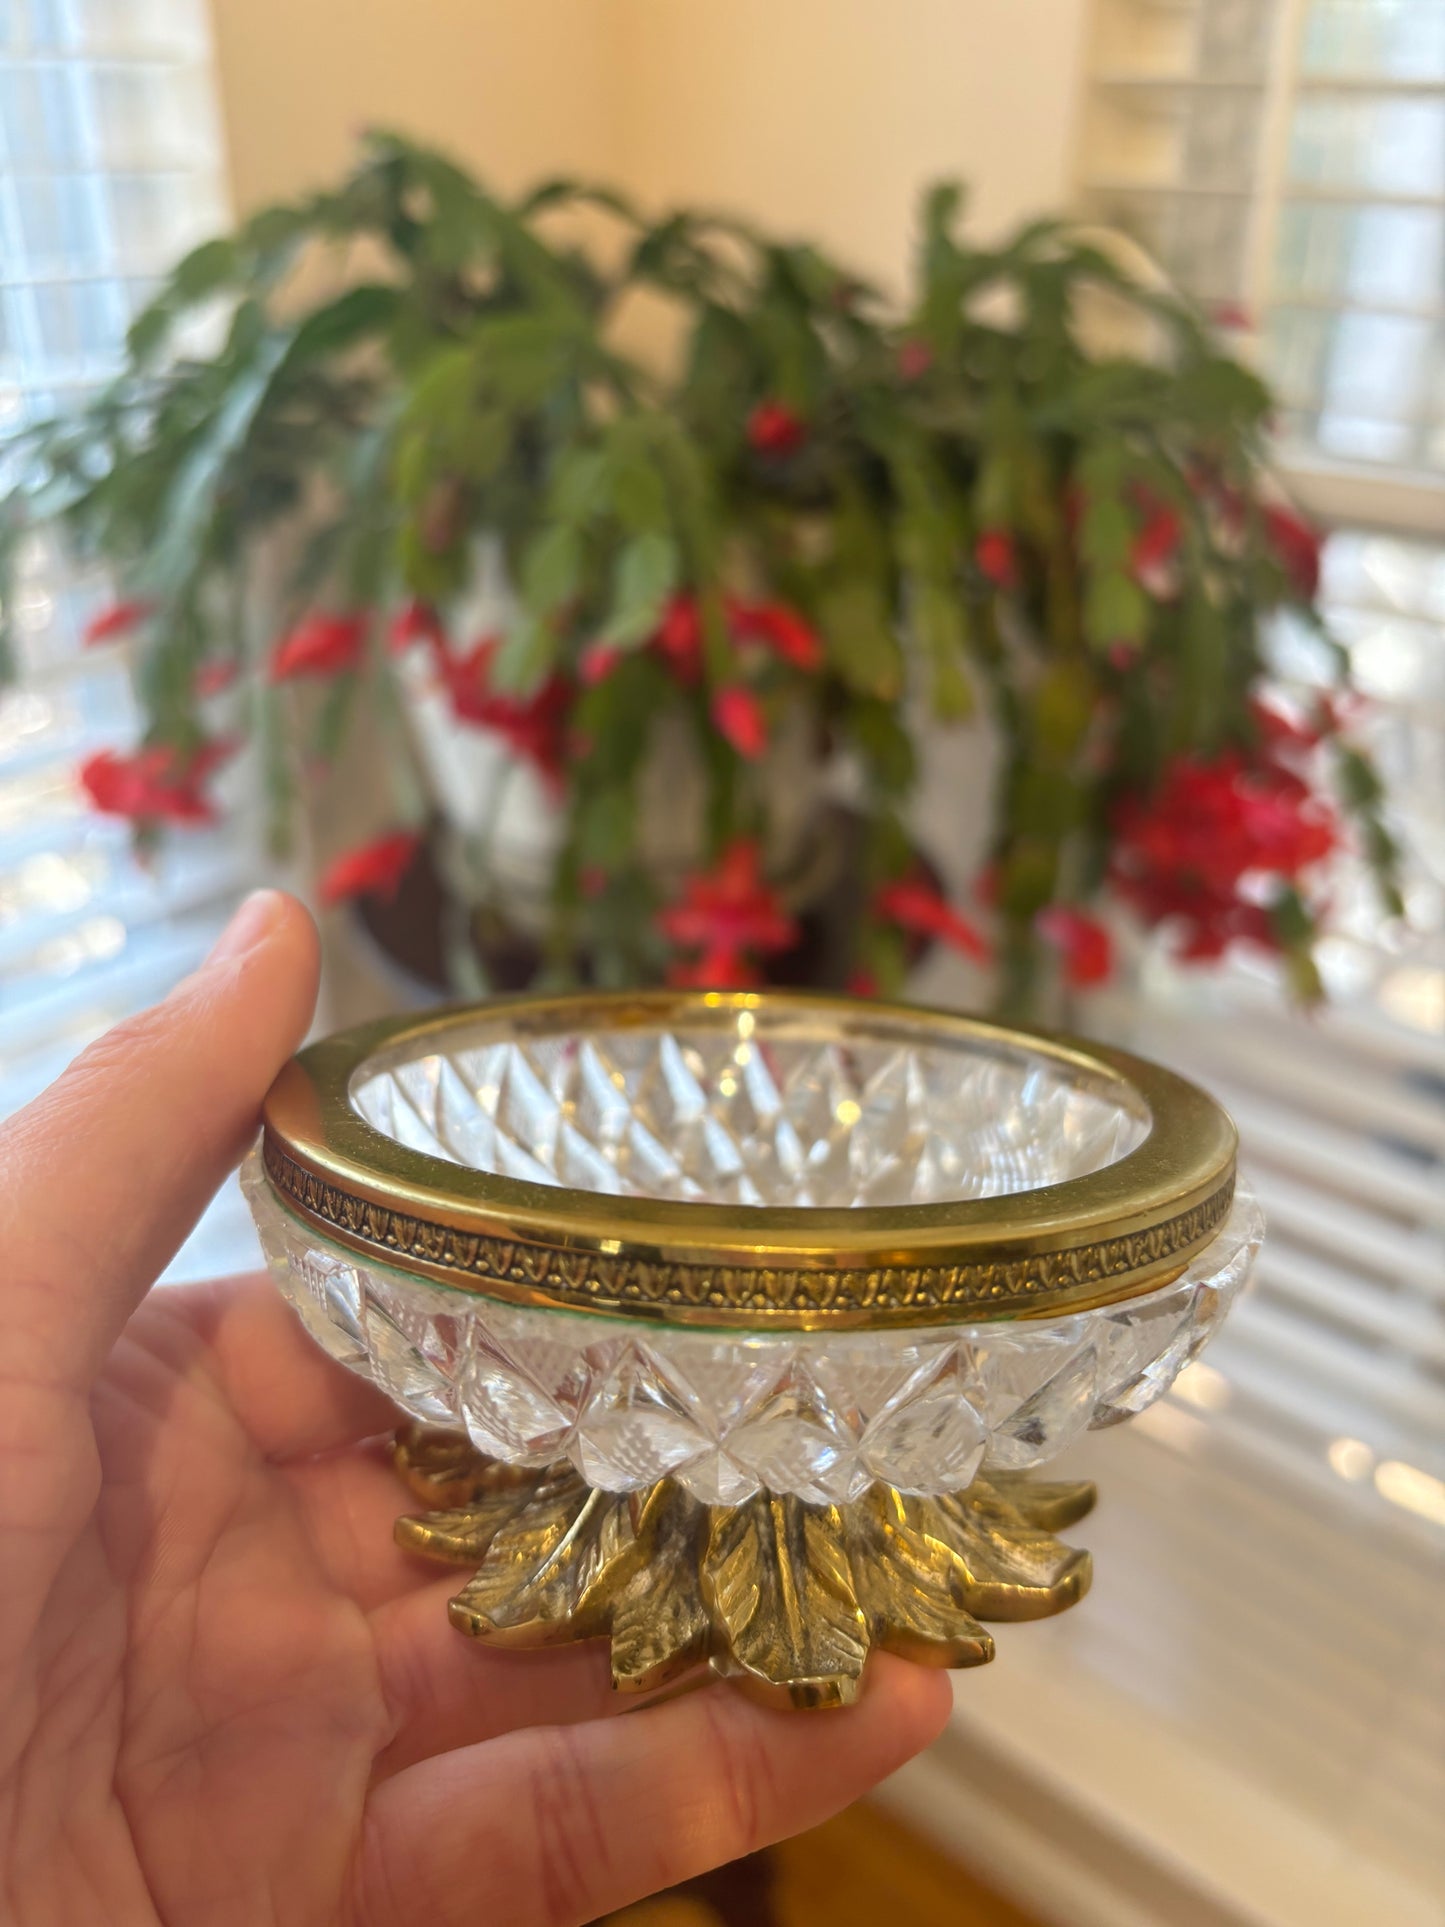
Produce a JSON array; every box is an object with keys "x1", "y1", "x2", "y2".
[
  {"x1": 263, "y1": 1132, "x2": 1235, "y2": 1325},
  {"x1": 257, "y1": 990, "x2": 1239, "y2": 1330}
]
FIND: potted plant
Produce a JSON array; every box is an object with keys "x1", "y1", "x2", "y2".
[{"x1": 0, "y1": 133, "x2": 1400, "y2": 1018}]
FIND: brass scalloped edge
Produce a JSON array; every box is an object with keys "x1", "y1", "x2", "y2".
[
  {"x1": 266, "y1": 1135, "x2": 1233, "y2": 1325},
  {"x1": 391, "y1": 1425, "x2": 1096, "y2": 1710}
]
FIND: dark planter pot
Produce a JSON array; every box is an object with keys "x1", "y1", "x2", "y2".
[{"x1": 350, "y1": 808, "x2": 937, "y2": 1005}]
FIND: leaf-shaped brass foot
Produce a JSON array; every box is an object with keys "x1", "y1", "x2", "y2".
[
  {"x1": 704, "y1": 1495, "x2": 871, "y2": 1709},
  {"x1": 392, "y1": 1421, "x2": 538, "y2": 1508},
  {"x1": 393, "y1": 1430, "x2": 1095, "y2": 1710}
]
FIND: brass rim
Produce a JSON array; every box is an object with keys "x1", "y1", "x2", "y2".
[{"x1": 259, "y1": 988, "x2": 1237, "y2": 1330}]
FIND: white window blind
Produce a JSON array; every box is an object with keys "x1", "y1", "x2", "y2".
[
  {"x1": 1273, "y1": 0, "x2": 1445, "y2": 473},
  {"x1": 1075, "y1": 0, "x2": 1445, "y2": 1529},
  {"x1": 1067, "y1": 14, "x2": 1444, "y2": 1914},
  {"x1": 1089, "y1": 524, "x2": 1445, "y2": 1538},
  {"x1": 0, "y1": 0, "x2": 261, "y2": 1276},
  {"x1": 1079, "y1": 0, "x2": 1445, "y2": 499}
]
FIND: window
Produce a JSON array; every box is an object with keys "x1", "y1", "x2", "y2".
[
  {"x1": 1075, "y1": 0, "x2": 1445, "y2": 1532},
  {"x1": 1011, "y1": 9, "x2": 1445, "y2": 1916},
  {"x1": 1080, "y1": 0, "x2": 1445, "y2": 495},
  {"x1": 1276, "y1": 0, "x2": 1445, "y2": 474},
  {"x1": 0, "y1": 0, "x2": 260, "y2": 1277}
]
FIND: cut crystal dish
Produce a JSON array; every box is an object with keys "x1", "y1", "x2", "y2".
[{"x1": 245, "y1": 990, "x2": 1260, "y2": 1706}]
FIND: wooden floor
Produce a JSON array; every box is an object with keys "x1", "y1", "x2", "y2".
[{"x1": 602, "y1": 1800, "x2": 1043, "y2": 1927}]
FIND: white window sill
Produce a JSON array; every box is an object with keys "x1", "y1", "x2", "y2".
[{"x1": 878, "y1": 1420, "x2": 1444, "y2": 1927}]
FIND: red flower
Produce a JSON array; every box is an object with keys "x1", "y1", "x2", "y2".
[
  {"x1": 1263, "y1": 504, "x2": 1323, "y2": 603},
  {"x1": 1180, "y1": 897, "x2": 1279, "y2": 962},
  {"x1": 1131, "y1": 501, "x2": 1183, "y2": 595},
  {"x1": 1114, "y1": 873, "x2": 1281, "y2": 963},
  {"x1": 83, "y1": 599, "x2": 156, "y2": 646},
  {"x1": 441, "y1": 637, "x2": 573, "y2": 787},
  {"x1": 897, "y1": 337, "x2": 933, "y2": 381},
  {"x1": 1035, "y1": 904, "x2": 1114, "y2": 989},
  {"x1": 79, "y1": 737, "x2": 234, "y2": 826},
  {"x1": 1111, "y1": 748, "x2": 1339, "y2": 962},
  {"x1": 1251, "y1": 694, "x2": 1324, "y2": 754},
  {"x1": 440, "y1": 635, "x2": 502, "y2": 721},
  {"x1": 729, "y1": 599, "x2": 825, "y2": 673},
  {"x1": 876, "y1": 878, "x2": 990, "y2": 963},
  {"x1": 667, "y1": 948, "x2": 763, "y2": 990},
  {"x1": 655, "y1": 594, "x2": 705, "y2": 683},
  {"x1": 712, "y1": 685, "x2": 768, "y2": 760},
  {"x1": 658, "y1": 840, "x2": 799, "y2": 985},
  {"x1": 318, "y1": 829, "x2": 422, "y2": 906},
  {"x1": 647, "y1": 593, "x2": 824, "y2": 686},
  {"x1": 1115, "y1": 753, "x2": 1336, "y2": 897},
  {"x1": 579, "y1": 642, "x2": 623, "y2": 687},
  {"x1": 746, "y1": 399, "x2": 807, "y2": 457},
  {"x1": 390, "y1": 599, "x2": 446, "y2": 657},
  {"x1": 975, "y1": 529, "x2": 1019, "y2": 592},
  {"x1": 270, "y1": 612, "x2": 368, "y2": 681},
  {"x1": 846, "y1": 969, "x2": 881, "y2": 999},
  {"x1": 194, "y1": 659, "x2": 238, "y2": 698}
]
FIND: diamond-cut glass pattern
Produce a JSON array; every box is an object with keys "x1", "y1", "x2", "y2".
[
  {"x1": 350, "y1": 1022, "x2": 1151, "y2": 1208},
  {"x1": 243, "y1": 1154, "x2": 1262, "y2": 1503}
]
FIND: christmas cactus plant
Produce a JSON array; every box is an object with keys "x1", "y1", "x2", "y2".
[{"x1": 0, "y1": 133, "x2": 1400, "y2": 1013}]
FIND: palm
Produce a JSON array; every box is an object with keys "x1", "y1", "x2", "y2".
[
  {"x1": 0, "y1": 895, "x2": 947, "y2": 1927},
  {"x1": 70, "y1": 1281, "x2": 391, "y2": 1921}
]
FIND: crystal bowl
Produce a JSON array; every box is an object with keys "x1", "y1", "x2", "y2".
[{"x1": 245, "y1": 990, "x2": 1260, "y2": 1705}]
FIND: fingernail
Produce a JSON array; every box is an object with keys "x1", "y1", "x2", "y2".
[{"x1": 204, "y1": 889, "x2": 286, "y2": 967}]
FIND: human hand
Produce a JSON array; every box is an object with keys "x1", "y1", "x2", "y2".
[{"x1": 0, "y1": 891, "x2": 950, "y2": 1926}]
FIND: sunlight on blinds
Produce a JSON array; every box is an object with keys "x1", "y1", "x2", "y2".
[
  {"x1": 1063, "y1": 537, "x2": 1444, "y2": 1918},
  {"x1": 1275, "y1": 1, "x2": 1445, "y2": 468},
  {"x1": 1092, "y1": 526, "x2": 1445, "y2": 1528},
  {"x1": 0, "y1": 0, "x2": 261, "y2": 1274},
  {"x1": 1075, "y1": 30, "x2": 1443, "y2": 1886},
  {"x1": 1075, "y1": 6, "x2": 1445, "y2": 1540},
  {"x1": 1079, "y1": 0, "x2": 1445, "y2": 482}
]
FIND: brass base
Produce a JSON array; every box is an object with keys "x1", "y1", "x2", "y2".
[{"x1": 392, "y1": 1425, "x2": 1095, "y2": 1710}]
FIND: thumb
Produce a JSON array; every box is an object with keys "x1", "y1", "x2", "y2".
[{"x1": 0, "y1": 889, "x2": 319, "y2": 1394}]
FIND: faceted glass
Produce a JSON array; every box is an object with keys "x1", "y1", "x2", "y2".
[
  {"x1": 243, "y1": 1154, "x2": 1262, "y2": 1506},
  {"x1": 350, "y1": 1022, "x2": 1151, "y2": 1209}
]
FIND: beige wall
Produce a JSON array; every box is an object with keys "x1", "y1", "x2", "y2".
[
  {"x1": 609, "y1": 0, "x2": 1089, "y2": 287},
  {"x1": 208, "y1": 0, "x2": 618, "y2": 213},
  {"x1": 209, "y1": 0, "x2": 1088, "y2": 284}
]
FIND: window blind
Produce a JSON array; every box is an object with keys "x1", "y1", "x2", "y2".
[
  {"x1": 1079, "y1": 0, "x2": 1445, "y2": 489},
  {"x1": 1071, "y1": 11, "x2": 1444, "y2": 1900},
  {"x1": 0, "y1": 0, "x2": 261, "y2": 1276},
  {"x1": 1086, "y1": 526, "x2": 1445, "y2": 1544},
  {"x1": 1075, "y1": 0, "x2": 1445, "y2": 1535}
]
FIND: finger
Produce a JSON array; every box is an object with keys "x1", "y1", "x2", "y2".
[
  {"x1": 0, "y1": 890, "x2": 318, "y2": 1394},
  {"x1": 368, "y1": 1579, "x2": 624, "y2": 1767},
  {"x1": 347, "y1": 1656, "x2": 952, "y2": 1927},
  {"x1": 176, "y1": 1273, "x2": 399, "y2": 1463}
]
